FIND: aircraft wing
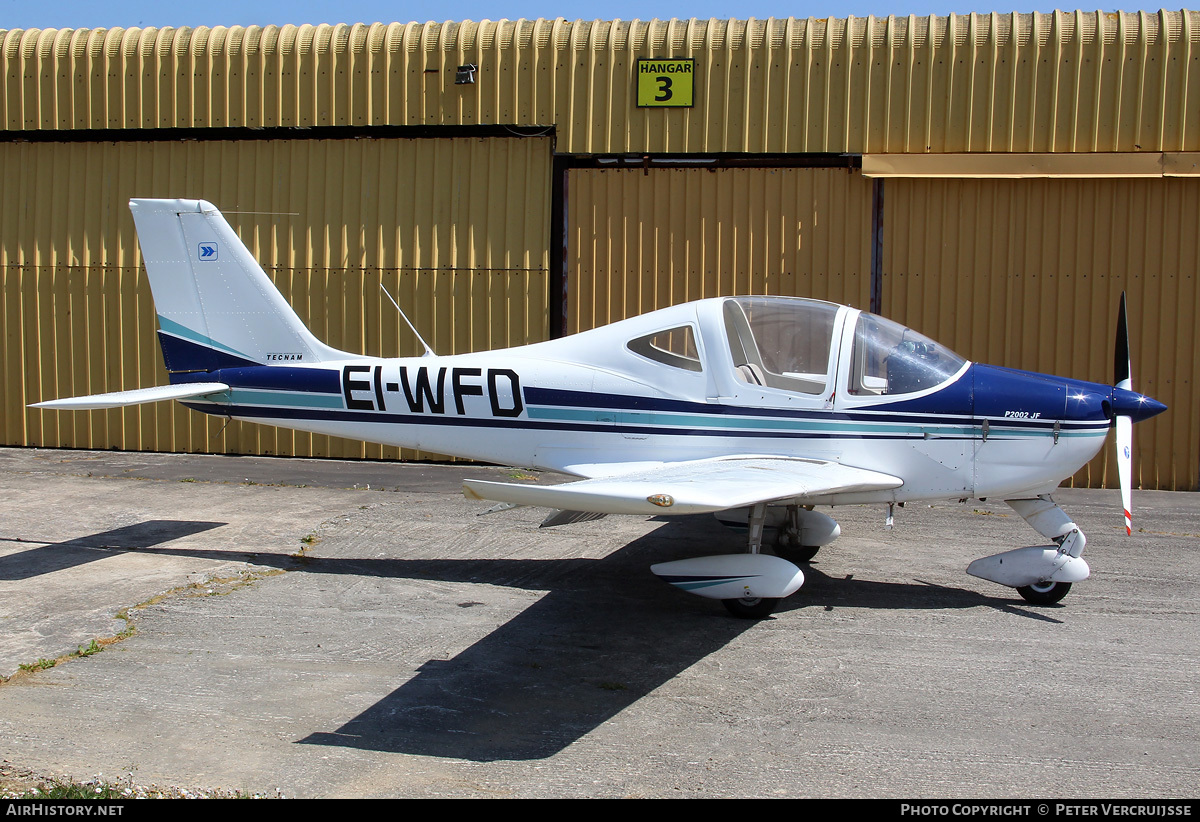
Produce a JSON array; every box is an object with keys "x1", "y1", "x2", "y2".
[
  {"x1": 463, "y1": 456, "x2": 902, "y2": 516},
  {"x1": 29, "y1": 382, "x2": 230, "y2": 410}
]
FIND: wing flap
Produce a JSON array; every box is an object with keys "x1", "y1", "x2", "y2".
[
  {"x1": 29, "y1": 382, "x2": 230, "y2": 410},
  {"x1": 463, "y1": 456, "x2": 902, "y2": 515}
]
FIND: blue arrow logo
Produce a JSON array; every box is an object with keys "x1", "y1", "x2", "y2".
[{"x1": 198, "y1": 242, "x2": 218, "y2": 260}]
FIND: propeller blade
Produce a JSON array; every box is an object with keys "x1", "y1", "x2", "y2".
[
  {"x1": 1114, "y1": 291, "x2": 1133, "y2": 535},
  {"x1": 1114, "y1": 291, "x2": 1131, "y2": 390},
  {"x1": 1116, "y1": 414, "x2": 1133, "y2": 535}
]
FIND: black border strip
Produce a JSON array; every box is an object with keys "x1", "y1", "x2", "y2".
[
  {"x1": 560, "y1": 152, "x2": 860, "y2": 170},
  {"x1": 0, "y1": 123, "x2": 557, "y2": 143},
  {"x1": 550, "y1": 152, "x2": 569, "y2": 340},
  {"x1": 870, "y1": 177, "x2": 885, "y2": 315}
]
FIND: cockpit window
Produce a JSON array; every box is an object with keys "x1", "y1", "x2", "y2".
[
  {"x1": 723, "y1": 297, "x2": 838, "y2": 395},
  {"x1": 627, "y1": 325, "x2": 702, "y2": 372},
  {"x1": 848, "y1": 313, "x2": 966, "y2": 395}
]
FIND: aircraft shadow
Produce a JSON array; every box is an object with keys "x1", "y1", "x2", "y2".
[
  {"x1": 106, "y1": 516, "x2": 1052, "y2": 761},
  {"x1": 0, "y1": 520, "x2": 225, "y2": 580},
  {"x1": 119, "y1": 521, "x2": 759, "y2": 761},
  {"x1": 780, "y1": 564, "x2": 1066, "y2": 623}
]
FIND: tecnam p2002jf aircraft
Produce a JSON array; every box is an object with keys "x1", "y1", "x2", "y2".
[{"x1": 33, "y1": 199, "x2": 1167, "y2": 617}]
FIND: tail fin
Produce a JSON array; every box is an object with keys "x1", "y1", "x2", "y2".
[{"x1": 129, "y1": 199, "x2": 345, "y2": 375}]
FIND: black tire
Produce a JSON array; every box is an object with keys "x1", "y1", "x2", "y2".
[
  {"x1": 774, "y1": 529, "x2": 821, "y2": 563},
  {"x1": 1016, "y1": 581, "x2": 1072, "y2": 605},
  {"x1": 776, "y1": 544, "x2": 820, "y2": 563},
  {"x1": 722, "y1": 596, "x2": 781, "y2": 619}
]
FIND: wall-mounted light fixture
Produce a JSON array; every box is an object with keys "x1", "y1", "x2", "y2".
[{"x1": 455, "y1": 64, "x2": 477, "y2": 85}]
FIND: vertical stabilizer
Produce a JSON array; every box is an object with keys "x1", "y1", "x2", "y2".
[{"x1": 129, "y1": 199, "x2": 346, "y2": 374}]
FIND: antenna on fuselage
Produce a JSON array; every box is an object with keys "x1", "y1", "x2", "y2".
[{"x1": 380, "y1": 284, "x2": 436, "y2": 357}]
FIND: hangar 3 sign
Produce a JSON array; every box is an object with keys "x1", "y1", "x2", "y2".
[{"x1": 636, "y1": 58, "x2": 695, "y2": 107}]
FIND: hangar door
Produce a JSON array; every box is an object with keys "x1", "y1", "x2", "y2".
[
  {"x1": 882, "y1": 177, "x2": 1200, "y2": 492},
  {"x1": 566, "y1": 165, "x2": 874, "y2": 334},
  {"x1": 3, "y1": 135, "x2": 551, "y2": 460}
]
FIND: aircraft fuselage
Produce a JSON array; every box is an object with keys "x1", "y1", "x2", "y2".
[{"x1": 179, "y1": 351, "x2": 1134, "y2": 507}]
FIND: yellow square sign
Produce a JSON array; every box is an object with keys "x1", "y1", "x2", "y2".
[{"x1": 636, "y1": 58, "x2": 695, "y2": 107}]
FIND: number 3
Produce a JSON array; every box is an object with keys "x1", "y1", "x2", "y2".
[{"x1": 655, "y1": 76, "x2": 673, "y2": 102}]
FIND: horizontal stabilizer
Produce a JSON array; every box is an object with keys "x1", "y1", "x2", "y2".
[
  {"x1": 463, "y1": 456, "x2": 902, "y2": 516},
  {"x1": 30, "y1": 382, "x2": 230, "y2": 410}
]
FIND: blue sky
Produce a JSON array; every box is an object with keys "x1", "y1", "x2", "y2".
[{"x1": 2, "y1": 0, "x2": 1094, "y2": 31}]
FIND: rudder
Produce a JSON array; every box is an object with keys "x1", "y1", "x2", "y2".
[{"x1": 129, "y1": 199, "x2": 345, "y2": 375}]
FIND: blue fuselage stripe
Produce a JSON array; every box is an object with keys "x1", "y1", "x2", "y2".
[
  {"x1": 174, "y1": 361, "x2": 1112, "y2": 440},
  {"x1": 183, "y1": 396, "x2": 1109, "y2": 441}
]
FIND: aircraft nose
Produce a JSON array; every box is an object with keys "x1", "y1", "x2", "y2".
[{"x1": 1109, "y1": 387, "x2": 1167, "y2": 423}]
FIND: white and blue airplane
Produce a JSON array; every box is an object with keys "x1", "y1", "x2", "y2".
[{"x1": 32, "y1": 199, "x2": 1167, "y2": 617}]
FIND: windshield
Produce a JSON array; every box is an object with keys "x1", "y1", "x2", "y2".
[{"x1": 847, "y1": 312, "x2": 966, "y2": 396}]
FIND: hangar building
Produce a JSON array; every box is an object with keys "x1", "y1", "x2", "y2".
[{"x1": 2, "y1": 10, "x2": 1197, "y2": 489}]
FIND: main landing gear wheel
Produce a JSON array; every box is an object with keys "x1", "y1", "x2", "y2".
[
  {"x1": 722, "y1": 596, "x2": 781, "y2": 619},
  {"x1": 1016, "y1": 581, "x2": 1072, "y2": 605},
  {"x1": 773, "y1": 504, "x2": 829, "y2": 564},
  {"x1": 775, "y1": 543, "x2": 820, "y2": 563}
]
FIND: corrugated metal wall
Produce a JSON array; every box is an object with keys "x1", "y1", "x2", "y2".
[
  {"x1": 884, "y1": 176, "x2": 1200, "y2": 491},
  {"x1": 567, "y1": 166, "x2": 872, "y2": 332},
  {"x1": 568, "y1": 164, "x2": 1200, "y2": 491},
  {"x1": 2, "y1": 12, "x2": 1198, "y2": 487},
  {"x1": 4, "y1": 136, "x2": 551, "y2": 458},
  {"x1": 3, "y1": 11, "x2": 1198, "y2": 154}
]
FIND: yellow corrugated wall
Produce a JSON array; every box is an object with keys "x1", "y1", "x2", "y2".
[
  {"x1": 4, "y1": 136, "x2": 551, "y2": 458},
  {"x1": 567, "y1": 165, "x2": 1199, "y2": 491},
  {"x1": 883, "y1": 176, "x2": 1200, "y2": 491},
  {"x1": 3, "y1": 12, "x2": 1199, "y2": 487},
  {"x1": 568, "y1": 166, "x2": 873, "y2": 331},
  {"x1": 3, "y1": 12, "x2": 1198, "y2": 154}
]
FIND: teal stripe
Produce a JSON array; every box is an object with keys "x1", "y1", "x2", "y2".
[
  {"x1": 988, "y1": 426, "x2": 1106, "y2": 439},
  {"x1": 227, "y1": 389, "x2": 344, "y2": 409},
  {"x1": 528, "y1": 405, "x2": 1107, "y2": 439},
  {"x1": 157, "y1": 315, "x2": 255, "y2": 361},
  {"x1": 528, "y1": 406, "x2": 960, "y2": 435},
  {"x1": 673, "y1": 577, "x2": 754, "y2": 591},
  {"x1": 196, "y1": 391, "x2": 1111, "y2": 440}
]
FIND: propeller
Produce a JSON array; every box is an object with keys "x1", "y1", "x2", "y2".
[{"x1": 1113, "y1": 292, "x2": 1133, "y2": 535}]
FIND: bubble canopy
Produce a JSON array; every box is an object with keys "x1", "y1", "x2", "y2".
[{"x1": 722, "y1": 296, "x2": 967, "y2": 397}]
